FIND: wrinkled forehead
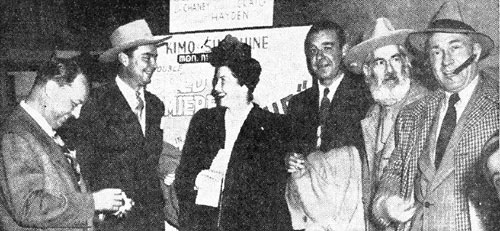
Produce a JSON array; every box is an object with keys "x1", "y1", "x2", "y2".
[{"x1": 372, "y1": 45, "x2": 402, "y2": 59}]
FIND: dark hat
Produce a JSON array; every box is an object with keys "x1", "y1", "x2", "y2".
[
  {"x1": 407, "y1": 0, "x2": 494, "y2": 60},
  {"x1": 210, "y1": 35, "x2": 261, "y2": 90}
]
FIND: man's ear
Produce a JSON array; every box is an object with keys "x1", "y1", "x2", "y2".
[
  {"x1": 472, "y1": 43, "x2": 482, "y2": 62},
  {"x1": 362, "y1": 64, "x2": 371, "y2": 83},
  {"x1": 342, "y1": 44, "x2": 350, "y2": 57},
  {"x1": 45, "y1": 80, "x2": 60, "y2": 99},
  {"x1": 118, "y1": 52, "x2": 130, "y2": 66}
]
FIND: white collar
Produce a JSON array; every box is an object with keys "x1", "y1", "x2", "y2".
[
  {"x1": 444, "y1": 74, "x2": 479, "y2": 105},
  {"x1": 318, "y1": 73, "x2": 344, "y2": 102},
  {"x1": 20, "y1": 100, "x2": 56, "y2": 138},
  {"x1": 116, "y1": 76, "x2": 144, "y2": 96}
]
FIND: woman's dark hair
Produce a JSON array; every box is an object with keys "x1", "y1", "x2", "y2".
[
  {"x1": 210, "y1": 35, "x2": 261, "y2": 101},
  {"x1": 33, "y1": 56, "x2": 83, "y2": 87}
]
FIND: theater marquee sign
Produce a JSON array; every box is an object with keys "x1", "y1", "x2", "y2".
[{"x1": 169, "y1": 0, "x2": 274, "y2": 33}]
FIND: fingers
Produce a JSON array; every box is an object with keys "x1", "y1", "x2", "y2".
[
  {"x1": 385, "y1": 196, "x2": 416, "y2": 223},
  {"x1": 93, "y1": 188, "x2": 130, "y2": 211},
  {"x1": 287, "y1": 153, "x2": 306, "y2": 173},
  {"x1": 163, "y1": 173, "x2": 175, "y2": 186}
]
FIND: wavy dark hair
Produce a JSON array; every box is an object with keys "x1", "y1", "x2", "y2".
[
  {"x1": 33, "y1": 56, "x2": 83, "y2": 87},
  {"x1": 210, "y1": 35, "x2": 261, "y2": 102}
]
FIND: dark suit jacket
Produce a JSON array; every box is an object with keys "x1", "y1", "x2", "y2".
[
  {"x1": 175, "y1": 104, "x2": 292, "y2": 231},
  {"x1": 287, "y1": 72, "x2": 373, "y2": 154},
  {"x1": 0, "y1": 107, "x2": 94, "y2": 231},
  {"x1": 75, "y1": 81, "x2": 165, "y2": 230}
]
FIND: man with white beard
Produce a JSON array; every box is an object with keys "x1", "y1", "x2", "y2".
[{"x1": 344, "y1": 17, "x2": 428, "y2": 230}]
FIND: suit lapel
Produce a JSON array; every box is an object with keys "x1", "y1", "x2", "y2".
[
  {"x1": 15, "y1": 108, "x2": 81, "y2": 190},
  {"x1": 429, "y1": 76, "x2": 490, "y2": 191},
  {"x1": 108, "y1": 82, "x2": 144, "y2": 139},
  {"x1": 411, "y1": 91, "x2": 442, "y2": 187},
  {"x1": 361, "y1": 105, "x2": 379, "y2": 175}
]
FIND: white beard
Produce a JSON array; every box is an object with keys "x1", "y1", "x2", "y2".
[{"x1": 370, "y1": 76, "x2": 411, "y2": 106}]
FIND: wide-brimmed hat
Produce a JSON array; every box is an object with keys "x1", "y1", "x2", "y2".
[
  {"x1": 99, "y1": 19, "x2": 171, "y2": 63},
  {"x1": 407, "y1": 0, "x2": 494, "y2": 60},
  {"x1": 344, "y1": 18, "x2": 414, "y2": 74}
]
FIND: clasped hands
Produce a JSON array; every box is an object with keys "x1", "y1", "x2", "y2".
[{"x1": 92, "y1": 189, "x2": 134, "y2": 218}]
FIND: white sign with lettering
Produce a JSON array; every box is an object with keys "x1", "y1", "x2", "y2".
[{"x1": 169, "y1": 0, "x2": 274, "y2": 33}]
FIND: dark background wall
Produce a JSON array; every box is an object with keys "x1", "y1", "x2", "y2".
[
  {"x1": 1, "y1": 0, "x2": 498, "y2": 69},
  {"x1": 0, "y1": 0, "x2": 498, "y2": 121}
]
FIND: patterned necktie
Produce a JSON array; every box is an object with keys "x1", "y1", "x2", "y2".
[
  {"x1": 435, "y1": 93, "x2": 460, "y2": 168},
  {"x1": 135, "y1": 90, "x2": 144, "y2": 121},
  {"x1": 53, "y1": 134, "x2": 82, "y2": 191}
]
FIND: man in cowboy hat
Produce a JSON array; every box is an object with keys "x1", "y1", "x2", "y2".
[
  {"x1": 344, "y1": 17, "x2": 428, "y2": 231},
  {"x1": 372, "y1": 1, "x2": 498, "y2": 230},
  {"x1": 74, "y1": 19, "x2": 170, "y2": 230}
]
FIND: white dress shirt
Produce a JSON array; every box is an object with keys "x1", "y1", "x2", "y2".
[
  {"x1": 116, "y1": 76, "x2": 146, "y2": 135},
  {"x1": 433, "y1": 75, "x2": 479, "y2": 162},
  {"x1": 317, "y1": 73, "x2": 344, "y2": 107},
  {"x1": 316, "y1": 73, "x2": 344, "y2": 147},
  {"x1": 20, "y1": 100, "x2": 56, "y2": 138}
]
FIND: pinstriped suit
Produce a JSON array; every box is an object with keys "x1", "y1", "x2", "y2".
[{"x1": 376, "y1": 74, "x2": 499, "y2": 230}]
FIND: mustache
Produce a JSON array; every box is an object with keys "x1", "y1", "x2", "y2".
[{"x1": 382, "y1": 73, "x2": 398, "y2": 84}]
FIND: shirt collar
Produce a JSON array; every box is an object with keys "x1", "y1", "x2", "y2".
[
  {"x1": 444, "y1": 74, "x2": 479, "y2": 105},
  {"x1": 318, "y1": 73, "x2": 344, "y2": 101},
  {"x1": 20, "y1": 100, "x2": 56, "y2": 138},
  {"x1": 116, "y1": 75, "x2": 144, "y2": 95}
]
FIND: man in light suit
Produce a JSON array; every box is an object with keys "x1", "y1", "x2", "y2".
[
  {"x1": 75, "y1": 19, "x2": 170, "y2": 230},
  {"x1": 372, "y1": 1, "x2": 498, "y2": 230},
  {"x1": 0, "y1": 57, "x2": 126, "y2": 230},
  {"x1": 343, "y1": 17, "x2": 428, "y2": 230}
]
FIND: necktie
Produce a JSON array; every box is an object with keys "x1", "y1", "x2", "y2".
[
  {"x1": 135, "y1": 90, "x2": 144, "y2": 121},
  {"x1": 53, "y1": 134, "x2": 82, "y2": 191},
  {"x1": 318, "y1": 88, "x2": 330, "y2": 148},
  {"x1": 435, "y1": 93, "x2": 460, "y2": 168}
]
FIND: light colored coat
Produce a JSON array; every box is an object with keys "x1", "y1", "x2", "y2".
[
  {"x1": 361, "y1": 82, "x2": 428, "y2": 231},
  {"x1": 0, "y1": 107, "x2": 94, "y2": 231},
  {"x1": 375, "y1": 74, "x2": 499, "y2": 230}
]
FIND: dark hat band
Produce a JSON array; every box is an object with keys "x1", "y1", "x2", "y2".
[{"x1": 429, "y1": 19, "x2": 475, "y2": 32}]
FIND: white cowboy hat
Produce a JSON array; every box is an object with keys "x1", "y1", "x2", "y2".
[
  {"x1": 99, "y1": 19, "x2": 171, "y2": 63},
  {"x1": 407, "y1": 0, "x2": 494, "y2": 60},
  {"x1": 344, "y1": 17, "x2": 414, "y2": 74}
]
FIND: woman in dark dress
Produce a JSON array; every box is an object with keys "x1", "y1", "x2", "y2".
[{"x1": 174, "y1": 35, "x2": 292, "y2": 231}]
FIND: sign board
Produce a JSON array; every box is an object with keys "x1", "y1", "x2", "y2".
[
  {"x1": 169, "y1": 0, "x2": 274, "y2": 33},
  {"x1": 148, "y1": 26, "x2": 311, "y2": 148}
]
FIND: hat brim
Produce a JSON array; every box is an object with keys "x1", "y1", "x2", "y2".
[
  {"x1": 345, "y1": 29, "x2": 414, "y2": 74},
  {"x1": 407, "y1": 29, "x2": 494, "y2": 60},
  {"x1": 99, "y1": 36, "x2": 172, "y2": 63}
]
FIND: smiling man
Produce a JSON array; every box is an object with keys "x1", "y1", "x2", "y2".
[
  {"x1": 0, "y1": 57, "x2": 127, "y2": 230},
  {"x1": 372, "y1": 1, "x2": 498, "y2": 230},
  {"x1": 74, "y1": 19, "x2": 170, "y2": 230},
  {"x1": 286, "y1": 20, "x2": 372, "y2": 172},
  {"x1": 344, "y1": 17, "x2": 428, "y2": 230}
]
